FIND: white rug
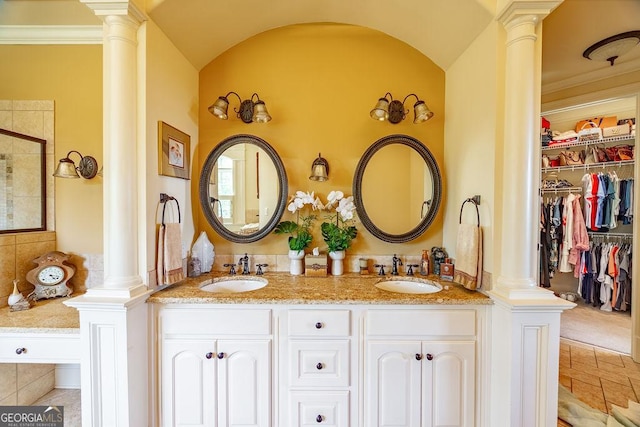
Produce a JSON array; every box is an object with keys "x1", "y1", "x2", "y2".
[
  {"x1": 559, "y1": 384, "x2": 640, "y2": 426},
  {"x1": 560, "y1": 300, "x2": 632, "y2": 354}
]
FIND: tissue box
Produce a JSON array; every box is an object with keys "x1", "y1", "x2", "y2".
[{"x1": 305, "y1": 254, "x2": 327, "y2": 276}]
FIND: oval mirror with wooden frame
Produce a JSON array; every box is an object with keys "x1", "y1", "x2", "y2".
[
  {"x1": 353, "y1": 134, "x2": 442, "y2": 243},
  {"x1": 199, "y1": 134, "x2": 288, "y2": 243}
]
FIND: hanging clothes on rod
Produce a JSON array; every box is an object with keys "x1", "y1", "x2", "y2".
[
  {"x1": 539, "y1": 192, "x2": 589, "y2": 287},
  {"x1": 577, "y1": 236, "x2": 633, "y2": 312},
  {"x1": 582, "y1": 172, "x2": 634, "y2": 231},
  {"x1": 157, "y1": 193, "x2": 184, "y2": 287}
]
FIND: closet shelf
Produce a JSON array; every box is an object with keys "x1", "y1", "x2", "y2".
[
  {"x1": 540, "y1": 186, "x2": 583, "y2": 193},
  {"x1": 542, "y1": 159, "x2": 634, "y2": 173},
  {"x1": 541, "y1": 133, "x2": 635, "y2": 151}
]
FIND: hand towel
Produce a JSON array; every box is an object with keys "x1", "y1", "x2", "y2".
[
  {"x1": 163, "y1": 223, "x2": 184, "y2": 285},
  {"x1": 156, "y1": 224, "x2": 165, "y2": 286},
  {"x1": 453, "y1": 223, "x2": 483, "y2": 290}
]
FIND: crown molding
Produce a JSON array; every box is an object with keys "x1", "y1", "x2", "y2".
[
  {"x1": 542, "y1": 57, "x2": 640, "y2": 95},
  {"x1": 0, "y1": 25, "x2": 103, "y2": 44}
]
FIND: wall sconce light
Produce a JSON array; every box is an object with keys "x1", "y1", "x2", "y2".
[
  {"x1": 583, "y1": 31, "x2": 640, "y2": 66},
  {"x1": 309, "y1": 153, "x2": 329, "y2": 182},
  {"x1": 370, "y1": 92, "x2": 434, "y2": 124},
  {"x1": 53, "y1": 150, "x2": 99, "y2": 179},
  {"x1": 208, "y1": 91, "x2": 272, "y2": 123}
]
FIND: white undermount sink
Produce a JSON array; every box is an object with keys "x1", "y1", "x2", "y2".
[
  {"x1": 375, "y1": 278, "x2": 443, "y2": 294},
  {"x1": 200, "y1": 277, "x2": 268, "y2": 293}
]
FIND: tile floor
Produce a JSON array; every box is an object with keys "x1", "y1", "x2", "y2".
[{"x1": 558, "y1": 338, "x2": 640, "y2": 426}]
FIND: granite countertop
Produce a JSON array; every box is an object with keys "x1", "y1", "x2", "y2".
[
  {"x1": 0, "y1": 296, "x2": 80, "y2": 333},
  {"x1": 148, "y1": 272, "x2": 492, "y2": 305}
]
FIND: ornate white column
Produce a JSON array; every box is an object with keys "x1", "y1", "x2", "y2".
[
  {"x1": 64, "y1": 2, "x2": 150, "y2": 426},
  {"x1": 487, "y1": 2, "x2": 574, "y2": 427},
  {"x1": 495, "y1": 2, "x2": 559, "y2": 300}
]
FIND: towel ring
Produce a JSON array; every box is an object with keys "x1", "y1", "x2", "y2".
[
  {"x1": 459, "y1": 198, "x2": 480, "y2": 227},
  {"x1": 160, "y1": 193, "x2": 181, "y2": 225}
]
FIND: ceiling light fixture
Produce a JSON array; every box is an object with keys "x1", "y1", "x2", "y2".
[
  {"x1": 370, "y1": 92, "x2": 434, "y2": 124},
  {"x1": 582, "y1": 30, "x2": 640, "y2": 66},
  {"x1": 208, "y1": 91, "x2": 272, "y2": 123},
  {"x1": 53, "y1": 150, "x2": 99, "y2": 179}
]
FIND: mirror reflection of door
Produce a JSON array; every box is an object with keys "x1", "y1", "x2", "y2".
[
  {"x1": 361, "y1": 144, "x2": 433, "y2": 235},
  {"x1": 207, "y1": 144, "x2": 278, "y2": 235}
]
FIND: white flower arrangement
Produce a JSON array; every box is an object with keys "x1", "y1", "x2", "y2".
[
  {"x1": 321, "y1": 190, "x2": 358, "y2": 253},
  {"x1": 275, "y1": 191, "x2": 321, "y2": 251}
]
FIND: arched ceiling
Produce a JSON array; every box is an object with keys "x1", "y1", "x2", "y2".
[{"x1": 146, "y1": 0, "x2": 495, "y2": 71}]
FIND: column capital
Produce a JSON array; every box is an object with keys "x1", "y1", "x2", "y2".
[
  {"x1": 497, "y1": 0, "x2": 562, "y2": 29},
  {"x1": 80, "y1": 0, "x2": 147, "y2": 24}
]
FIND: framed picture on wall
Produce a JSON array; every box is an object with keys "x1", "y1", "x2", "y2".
[{"x1": 158, "y1": 121, "x2": 190, "y2": 180}]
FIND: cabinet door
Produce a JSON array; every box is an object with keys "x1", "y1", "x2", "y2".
[
  {"x1": 218, "y1": 339, "x2": 271, "y2": 427},
  {"x1": 365, "y1": 341, "x2": 421, "y2": 427},
  {"x1": 422, "y1": 341, "x2": 475, "y2": 427},
  {"x1": 161, "y1": 339, "x2": 216, "y2": 427}
]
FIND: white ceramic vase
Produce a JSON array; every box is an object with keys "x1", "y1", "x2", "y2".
[
  {"x1": 329, "y1": 250, "x2": 346, "y2": 276},
  {"x1": 288, "y1": 250, "x2": 305, "y2": 275}
]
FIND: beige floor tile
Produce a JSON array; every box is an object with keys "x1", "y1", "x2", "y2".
[
  {"x1": 0, "y1": 364, "x2": 17, "y2": 400},
  {"x1": 571, "y1": 352, "x2": 598, "y2": 368},
  {"x1": 17, "y1": 363, "x2": 54, "y2": 388},
  {"x1": 17, "y1": 370, "x2": 54, "y2": 405},
  {"x1": 565, "y1": 367, "x2": 602, "y2": 387},
  {"x1": 572, "y1": 379, "x2": 607, "y2": 413},
  {"x1": 559, "y1": 373, "x2": 572, "y2": 389},
  {"x1": 0, "y1": 392, "x2": 17, "y2": 405},
  {"x1": 601, "y1": 378, "x2": 637, "y2": 408},
  {"x1": 595, "y1": 350, "x2": 625, "y2": 367}
]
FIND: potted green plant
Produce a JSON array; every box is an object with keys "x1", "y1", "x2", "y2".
[
  {"x1": 321, "y1": 191, "x2": 357, "y2": 275},
  {"x1": 274, "y1": 191, "x2": 320, "y2": 275}
]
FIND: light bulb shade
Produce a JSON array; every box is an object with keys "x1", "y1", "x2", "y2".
[
  {"x1": 412, "y1": 101, "x2": 434, "y2": 123},
  {"x1": 252, "y1": 100, "x2": 272, "y2": 123},
  {"x1": 208, "y1": 96, "x2": 230, "y2": 119},
  {"x1": 370, "y1": 98, "x2": 390, "y2": 121},
  {"x1": 309, "y1": 153, "x2": 329, "y2": 181},
  {"x1": 53, "y1": 157, "x2": 80, "y2": 179}
]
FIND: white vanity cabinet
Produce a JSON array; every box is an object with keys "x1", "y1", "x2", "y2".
[
  {"x1": 153, "y1": 301, "x2": 487, "y2": 427},
  {"x1": 279, "y1": 309, "x2": 353, "y2": 426},
  {"x1": 157, "y1": 306, "x2": 272, "y2": 427},
  {"x1": 364, "y1": 309, "x2": 477, "y2": 427}
]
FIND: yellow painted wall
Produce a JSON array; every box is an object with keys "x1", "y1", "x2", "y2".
[
  {"x1": 0, "y1": 45, "x2": 103, "y2": 254},
  {"x1": 198, "y1": 23, "x2": 446, "y2": 256},
  {"x1": 443, "y1": 21, "x2": 503, "y2": 284},
  {"x1": 143, "y1": 20, "x2": 199, "y2": 280}
]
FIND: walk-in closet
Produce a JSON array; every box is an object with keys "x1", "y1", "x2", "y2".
[{"x1": 540, "y1": 96, "x2": 637, "y2": 355}]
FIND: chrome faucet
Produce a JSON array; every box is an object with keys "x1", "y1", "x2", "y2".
[
  {"x1": 238, "y1": 253, "x2": 250, "y2": 275},
  {"x1": 391, "y1": 254, "x2": 403, "y2": 276},
  {"x1": 223, "y1": 263, "x2": 237, "y2": 275}
]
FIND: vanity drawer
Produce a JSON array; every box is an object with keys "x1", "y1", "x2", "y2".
[
  {"x1": 289, "y1": 339, "x2": 350, "y2": 387},
  {"x1": 160, "y1": 308, "x2": 272, "y2": 336},
  {"x1": 289, "y1": 390, "x2": 349, "y2": 427},
  {"x1": 288, "y1": 310, "x2": 350, "y2": 337},
  {"x1": 0, "y1": 333, "x2": 80, "y2": 363},
  {"x1": 366, "y1": 309, "x2": 476, "y2": 337}
]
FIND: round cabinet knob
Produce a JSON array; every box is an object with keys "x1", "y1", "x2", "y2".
[
  {"x1": 316, "y1": 362, "x2": 323, "y2": 370},
  {"x1": 426, "y1": 353, "x2": 434, "y2": 361},
  {"x1": 415, "y1": 353, "x2": 422, "y2": 361},
  {"x1": 316, "y1": 415, "x2": 323, "y2": 423},
  {"x1": 217, "y1": 352, "x2": 225, "y2": 359},
  {"x1": 315, "y1": 322, "x2": 323, "y2": 329},
  {"x1": 205, "y1": 352, "x2": 213, "y2": 359},
  {"x1": 15, "y1": 347, "x2": 26, "y2": 355}
]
